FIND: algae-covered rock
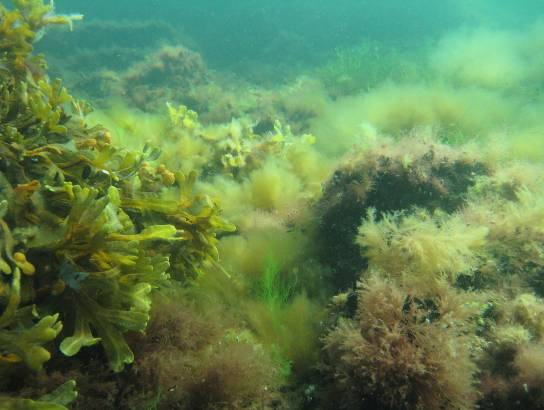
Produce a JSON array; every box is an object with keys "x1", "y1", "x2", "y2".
[{"x1": 316, "y1": 136, "x2": 488, "y2": 290}]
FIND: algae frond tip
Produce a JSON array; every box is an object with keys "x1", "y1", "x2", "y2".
[{"x1": 42, "y1": 0, "x2": 84, "y2": 33}]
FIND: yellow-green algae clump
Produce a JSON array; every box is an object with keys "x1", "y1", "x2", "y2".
[{"x1": 0, "y1": 0, "x2": 233, "y2": 406}]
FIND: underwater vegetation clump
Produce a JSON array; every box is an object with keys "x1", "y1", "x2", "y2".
[
  {"x1": 463, "y1": 181, "x2": 544, "y2": 292},
  {"x1": 316, "y1": 135, "x2": 487, "y2": 290},
  {"x1": 316, "y1": 41, "x2": 425, "y2": 98},
  {"x1": 0, "y1": 0, "x2": 236, "y2": 406},
  {"x1": 122, "y1": 45, "x2": 209, "y2": 111},
  {"x1": 123, "y1": 289, "x2": 284, "y2": 410},
  {"x1": 319, "y1": 152, "x2": 544, "y2": 409},
  {"x1": 476, "y1": 290, "x2": 544, "y2": 409},
  {"x1": 311, "y1": 99, "x2": 544, "y2": 408},
  {"x1": 357, "y1": 208, "x2": 488, "y2": 291},
  {"x1": 40, "y1": 19, "x2": 183, "y2": 95},
  {"x1": 430, "y1": 23, "x2": 544, "y2": 91},
  {"x1": 324, "y1": 273, "x2": 482, "y2": 410}
]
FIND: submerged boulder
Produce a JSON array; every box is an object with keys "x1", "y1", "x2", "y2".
[{"x1": 315, "y1": 135, "x2": 488, "y2": 290}]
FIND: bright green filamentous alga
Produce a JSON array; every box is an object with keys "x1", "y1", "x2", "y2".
[
  {"x1": 258, "y1": 253, "x2": 297, "y2": 311},
  {"x1": 0, "y1": 0, "x2": 233, "y2": 389}
]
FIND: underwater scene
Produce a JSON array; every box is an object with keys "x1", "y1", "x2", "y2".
[{"x1": 2, "y1": 0, "x2": 544, "y2": 409}]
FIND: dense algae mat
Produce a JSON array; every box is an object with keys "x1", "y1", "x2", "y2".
[{"x1": 3, "y1": 1, "x2": 544, "y2": 409}]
